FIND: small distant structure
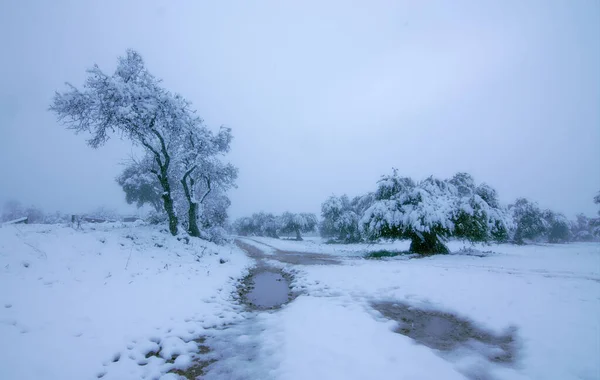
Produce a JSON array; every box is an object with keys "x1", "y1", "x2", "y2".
[
  {"x1": 82, "y1": 216, "x2": 108, "y2": 223},
  {"x1": 122, "y1": 216, "x2": 141, "y2": 223},
  {"x1": 2, "y1": 217, "x2": 28, "y2": 227}
]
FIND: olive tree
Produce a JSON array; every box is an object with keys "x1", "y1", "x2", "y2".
[
  {"x1": 116, "y1": 157, "x2": 163, "y2": 213},
  {"x1": 279, "y1": 212, "x2": 318, "y2": 241},
  {"x1": 51, "y1": 50, "x2": 197, "y2": 235},
  {"x1": 361, "y1": 171, "x2": 511, "y2": 254},
  {"x1": 173, "y1": 126, "x2": 237, "y2": 237},
  {"x1": 509, "y1": 198, "x2": 547, "y2": 244},
  {"x1": 320, "y1": 195, "x2": 361, "y2": 243}
]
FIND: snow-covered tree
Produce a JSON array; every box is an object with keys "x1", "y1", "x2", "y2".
[
  {"x1": 570, "y1": 214, "x2": 594, "y2": 241},
  {"x1": 590, "y1": 191, "x2": 600, "y2": 236},
  {"x1": 542, "y1": 210, "x2": 570, "y2": 243},
  {"x1": 253, "y1": 212, "x2": 281, "y2": 238},
  {"x1": 351, "y1": 192, "x2": 375, "y2": 217},
  {"x1": 51, "y1": 50, "x2": 198, "y2": 235},
  {"x1": 279, "y1": 212, "x2": 318, "y2": 241},
  {"x1": 232, "y1": 212, "x2": 282, "y2": 238},
  {"x1": 509, "y1": 198, "x2": 547, "y2": 244},
  {"x1": 116, "y1": 157, "x2": 162, "y2": 212},
  {"x1": 232, "y1": 216, "x2": 256, "y2": 236},
  {"x1": 361, "y1": 171, "x2": 511, "y2": 254},
  {"x1": 174, "y1": 126, "x2": 237, "y2": 238},
  {"x1": 320, "y1": 195, "x2": 361, "y2": 243}
]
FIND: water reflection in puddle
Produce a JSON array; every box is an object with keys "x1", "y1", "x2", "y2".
[
  {"x1": 246, "y1": 271, "x2": 290, "y2": 309},
  {"x1": 372, "y1": 301, "x2": 518, "y2": 363}
]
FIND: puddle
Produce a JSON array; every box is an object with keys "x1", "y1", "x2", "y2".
[
  {"x1": 238, "y1": 267, "x2": 294, "y2": 310},
  {"x1": 246, "y1": 271, "x2": 290, "y2": 309},
  {"x1": 272, "y1": 252, "x2": 340, "y2": 265},
  {"x1": 371, "y1": 301, "x2": 518, "y2": 364}
]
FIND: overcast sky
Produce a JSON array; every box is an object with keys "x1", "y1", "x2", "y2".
[{"x1": 1, "y1": 0, "x2": 599, "y2": 219}]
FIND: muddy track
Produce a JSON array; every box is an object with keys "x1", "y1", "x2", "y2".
[{"x1": 235, "y1": 238, "x2": 341, "y2": 265}]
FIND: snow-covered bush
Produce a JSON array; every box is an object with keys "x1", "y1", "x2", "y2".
[
  {"x1": 360, "y1": 171, "x2": 511, "y2": 254},
  {"x1": 146, "y1": 211, "x2": 168, "y2": 225}
]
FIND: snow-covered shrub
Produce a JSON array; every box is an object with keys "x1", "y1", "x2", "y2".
[
  {"x1": 147, "y1": 211, "x2": 168, "y2": 225},
  {"x1": 200, "y1": 226, "x2": 230, "y2": 245}
]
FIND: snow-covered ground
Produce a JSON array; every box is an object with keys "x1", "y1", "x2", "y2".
[
  {"x1": 239, "y1": 235, "x2": 411, "y2": 256},
  {"x1": 0, "y1": 223, "x2": 252, "y2": 380},
  {"x1": 256, "y1": 241, "x2": 600, "y2": 380},
  {"x1": 2, "y1": 226, "x2": 599, "y2": 379}
]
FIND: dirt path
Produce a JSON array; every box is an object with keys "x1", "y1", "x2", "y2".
[
  {"x1": 235, "y1": 238, "x2": 342, "y2": 265},
  {"x1": 230, "y1": 238, "x2": 521, "y2": 380}
]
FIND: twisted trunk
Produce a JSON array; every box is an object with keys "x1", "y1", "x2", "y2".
[
  {"x1": 181, "y1": 167, "x2": 200, "y2": 237},
  {"x1": 409, "y1": 232, "x2": 449, "y2": 254},
  {"x1": 143, "y1": 125, "x2": 178, "y2": 236}
]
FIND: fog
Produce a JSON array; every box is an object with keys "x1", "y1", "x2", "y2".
[{"x1": 1, "y1": 0, "x2": 598, "y2": 219}]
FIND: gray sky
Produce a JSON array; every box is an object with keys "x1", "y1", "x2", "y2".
[{"x1": 1, "y1": 0, "x2": 599, "y2": 219}]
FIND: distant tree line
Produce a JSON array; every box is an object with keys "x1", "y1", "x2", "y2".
[
  {"x1": 50, "y1": 50, "x2": 236, "y2": 243},
  {"x1": 0, "y1": 200, "x2": 139, "y2": 225},
  {"x1": 318, "y1": 170, "x2": 600, "y2": 254},
  {"x1": 231, "y1": 212, "x2": 318, "y2": 241}
]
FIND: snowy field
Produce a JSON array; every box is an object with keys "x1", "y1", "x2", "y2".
[
  {"x1": 259, "y1": 242, "x2": 600, "y2": 380},
  {"x1": 1, "y1": 225, "x2": 599, "y2": 379},
  {"x1": 0, "y1": 223, "x2": 252, "y2": 380}
]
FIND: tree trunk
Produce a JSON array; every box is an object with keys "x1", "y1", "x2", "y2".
[
  {"x1": 295, "y1": 229, "x2": 303, "y2": 241},
  {"x1": 144, "y1": 129, "x2": 178, "y2": 236},
  {"x1": 181, "y1": 170, "x2": 200, "y2": 238},
  {"x1": 158, "y1": 171, "x2": 178, "y2": 236},
  {"x1": 187, "y1": 201, "x2": 200, "y2": 237},
  {"x1": 409, "y1": 232, "x2": 449, "y2": 254}
]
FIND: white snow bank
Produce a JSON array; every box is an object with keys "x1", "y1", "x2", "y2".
[{"x1": 0, "y1": 223, "x2": 252, "y2": 380}]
